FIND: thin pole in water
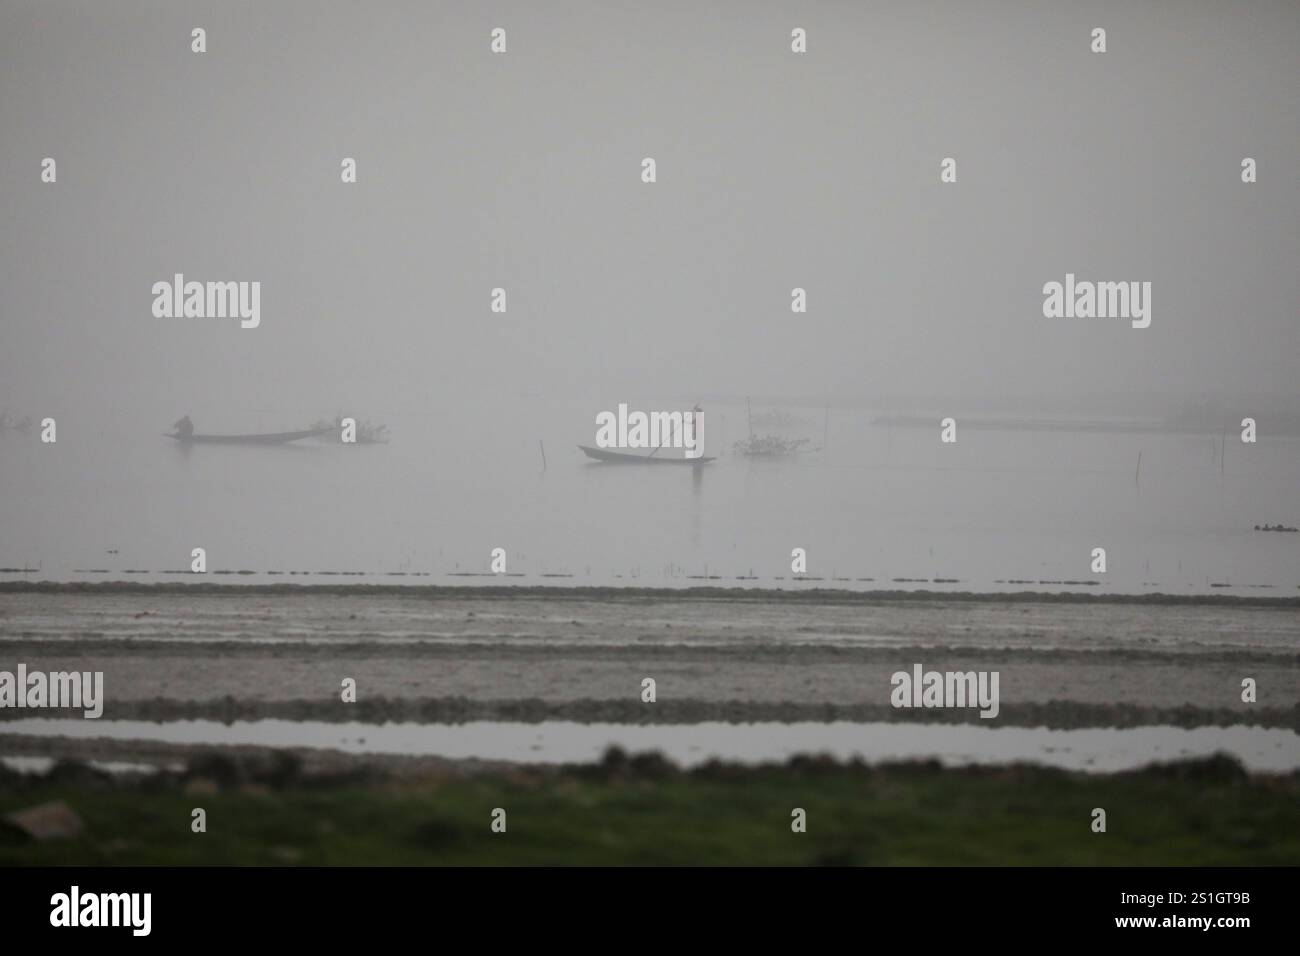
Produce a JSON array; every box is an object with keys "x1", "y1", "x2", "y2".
[
  {"x1": 539, "y1": 440, "x2": 547, "y2": 470},
  {"x1": 648, "y1": 419, "x2": 673, "y2": 458}
]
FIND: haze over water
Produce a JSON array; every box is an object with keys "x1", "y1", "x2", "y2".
[
  {"x1": 2, "y1": 396, "x2": 1297, "y2": 594},
  {"x1": 2, "y1": 2, "x2": 1297, "y2": 596}
]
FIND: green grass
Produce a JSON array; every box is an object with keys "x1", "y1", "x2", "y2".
[{"x1": 2, "y1": 754, "x2": 1296, "y2": 865}]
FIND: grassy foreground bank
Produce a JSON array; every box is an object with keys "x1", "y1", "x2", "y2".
[{"x1": 2, "y1": 751, "x2": 1297, "y2": 865}]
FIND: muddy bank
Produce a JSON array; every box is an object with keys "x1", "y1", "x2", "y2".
[
  {"x1": 2, "y1": 588, "x2": 1296, "y2": 731},
  {"x1": 5, "y1": 592, "x2": 1297, "y2": 658},
  {"x1": 2, "y1": 696, "x2": 1293, "y2": 729},
  {"x1": 4, "y1": 580, "x2": 1299, "y2": 606},
  {"x1": 0, "y1": 640, "x2": 1293, "y2": 728}
]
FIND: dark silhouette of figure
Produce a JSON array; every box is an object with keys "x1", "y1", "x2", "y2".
[{"x1": 173, "y1": 415, "x2": 194, "y2": 438}]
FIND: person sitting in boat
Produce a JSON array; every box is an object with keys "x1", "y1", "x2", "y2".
[{"x1": 173, "y1": 415, "x2": 194, "y2": 439}]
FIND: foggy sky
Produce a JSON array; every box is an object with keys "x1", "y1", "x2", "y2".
[{"x1": 2, "y1": 0, "x2": 1297, "y2": 423}]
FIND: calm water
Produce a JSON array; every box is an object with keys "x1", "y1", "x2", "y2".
[
  {"x1": 2, "y1": 398, "x2": 1298, "y2": 594},
  {"x1": 5, "y1": 719, "x2": 1297, "y2": 773}
]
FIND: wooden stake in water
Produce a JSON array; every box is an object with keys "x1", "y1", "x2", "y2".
[
  {"x1": 539, "y1": 440, "x2": 546, "y2": 471},
  {"x1": 1135, "y1": 450, "x2": 1142, "y2": 485}
]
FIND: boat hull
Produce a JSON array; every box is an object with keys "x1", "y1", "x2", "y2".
[
  {"x1": 578, "y1": 444, "x2": 714, "y2": 464},
  {"x1": 166, "y1": 428, "x2": 330, "y2": 445}
]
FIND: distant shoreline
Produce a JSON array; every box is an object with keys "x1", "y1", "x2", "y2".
[{"x1": 2, "y1": 580, "x2": 1298, "y2": 606}]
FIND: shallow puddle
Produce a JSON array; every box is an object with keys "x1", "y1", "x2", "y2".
[{"x1": 3, "y1": 719, "x2": 1296, "y2": 773}]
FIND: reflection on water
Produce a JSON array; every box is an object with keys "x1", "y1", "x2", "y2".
[
  {"x1": 4, "y1": 719, "x2": 1296, "y2": 773},
  {"x1": 0, "y1": 755, "x2": 167, "y2": 776}
]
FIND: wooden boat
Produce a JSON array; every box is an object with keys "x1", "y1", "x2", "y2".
[
  {"x1": 578, "y1": 444, "x2": 714, "y2": 464},
  {"x1": 165, "y1": 428, "x2": 331, "y2": 445}
]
